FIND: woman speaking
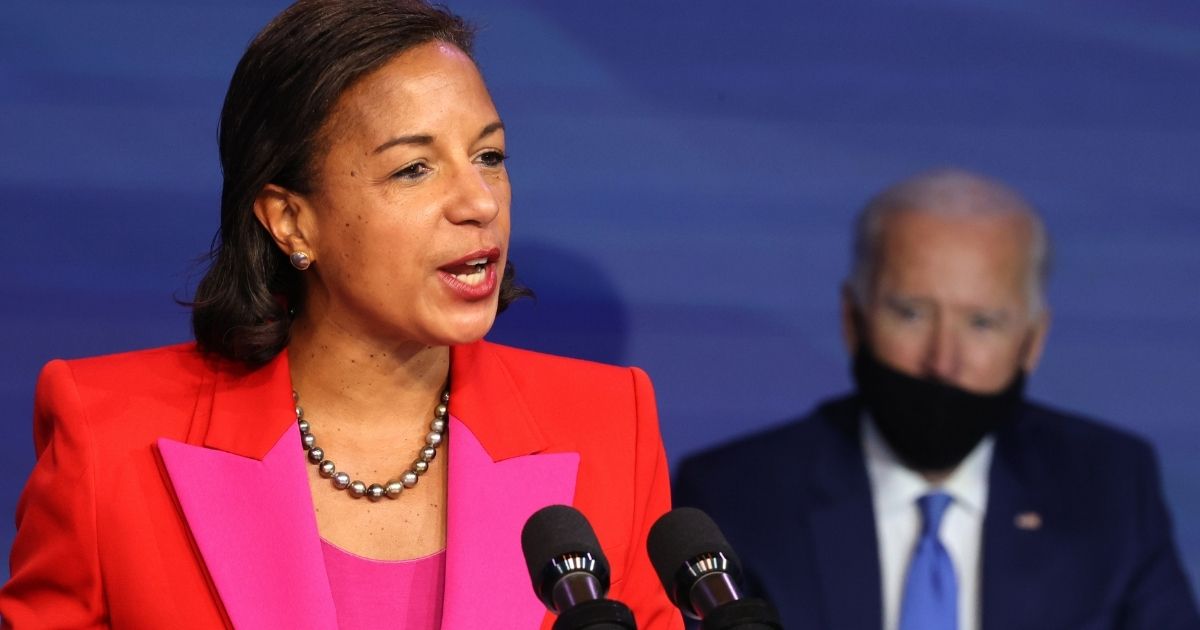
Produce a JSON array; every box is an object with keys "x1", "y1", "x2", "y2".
[{"x1": 0, "y1": 1, "x2": 680, "y2": 628}]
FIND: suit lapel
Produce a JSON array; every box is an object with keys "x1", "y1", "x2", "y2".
[
  {"x1": 440, "y1": 416, "x2": 578, "y2": 629},
  {"x1": 808, "y1": 404, "x2": 883, "y2": 629},
  {"x1": 157, "y1": 350, "x2": 338, "y2": 629},
  {"x1": 980, "y1": 411, "x2": 1058, "y2": 630},
  {"x1": 439, "y1": 342, "x2": 580, "y2": 630}
]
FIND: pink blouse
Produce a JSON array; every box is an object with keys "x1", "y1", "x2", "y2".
[{"x1": 321, "y1": 540, "x2": 446, "y2": 630}]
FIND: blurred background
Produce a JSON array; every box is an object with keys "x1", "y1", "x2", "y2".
[{"x1": 2, "y1": 0, "x2": 1197, "y2": 595}]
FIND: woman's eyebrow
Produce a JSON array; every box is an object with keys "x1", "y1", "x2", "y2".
[
  {"x1": 477, "y1": 120, "x2": 504, "y2": 140},
  {"x1": 373, "y1": 133, "x2": 434, "y2": 154},
  {"x1": 372, "y1": 121, "x2": 504, "y2": 155}
]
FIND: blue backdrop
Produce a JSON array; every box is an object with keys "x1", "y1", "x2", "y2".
[{"x1": 3, "y1": 0, "x2": 1198, "y2": 596}]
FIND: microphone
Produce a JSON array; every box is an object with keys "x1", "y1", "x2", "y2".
[
  {"x1": 646, "y1": 508, "x2": 782, "y2": 630},
  {"x1": 521, "y1": 504, "x2": 638, "y2": 630}
]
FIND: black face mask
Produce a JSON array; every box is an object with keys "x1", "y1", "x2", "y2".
[{"x1": 852, "y1": 346, "x2": 1025, "y2": 472}]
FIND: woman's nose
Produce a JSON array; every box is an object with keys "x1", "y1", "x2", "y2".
[{"x1": 443, "y1": 164, "x2": 500, "y2": 226}]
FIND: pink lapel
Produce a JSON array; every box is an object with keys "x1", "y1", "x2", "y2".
[
  {"x1": 158, "y1": 427, "x2": 336, "y2": 629},
  {"x1": 157, "y1": 350, "x2": 337, "y2": 629},
  {"x1": 441, "y1": 416, "x2": 579, "y2": 630},
  {"x1": 441, "y1": 342, "x2": 581, "y2": 630}
]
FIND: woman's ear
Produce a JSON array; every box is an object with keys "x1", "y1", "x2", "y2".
[{"x1": 252, "y1": 184, "x2": 316, "y2": 259}]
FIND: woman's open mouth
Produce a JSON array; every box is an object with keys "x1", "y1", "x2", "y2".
[
  {"x1": 444, "y1": 257, "x2": 490, "y2": 286},
  {"x1": 438, "y1": 248, "x2": 501, "y2": 299}
]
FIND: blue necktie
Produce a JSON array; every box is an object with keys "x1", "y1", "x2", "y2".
[{"x1": 899, "y1": 492, "x2": 957, "y2": 630}]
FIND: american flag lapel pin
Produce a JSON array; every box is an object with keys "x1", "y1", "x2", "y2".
[{"x1": 1014, "y1": 511, "x2": 1042, "y2": 531}]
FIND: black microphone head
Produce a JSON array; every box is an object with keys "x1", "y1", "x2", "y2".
[
  {"x1": 646, "y1": 507, "x2": 743, "y2": 612},
  {"x1": 521, "y1": 504, "x2": 611, "y2": 609}
]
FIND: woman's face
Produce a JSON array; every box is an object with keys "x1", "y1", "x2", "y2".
[{"x1": 296, "y1": 41, "x2": 510, "y2": 348}]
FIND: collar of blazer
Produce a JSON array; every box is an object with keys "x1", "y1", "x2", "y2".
[
  {"x1": 157, "y1": 340, "x2": 575, "y2": 629},
  {"x1": 195, "y1": 340, "x2": 552, "y2": 462}
]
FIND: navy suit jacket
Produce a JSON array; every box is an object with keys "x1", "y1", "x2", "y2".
[{"x1": 673, "y1": 396, "x2": 1200, "y2": 630}]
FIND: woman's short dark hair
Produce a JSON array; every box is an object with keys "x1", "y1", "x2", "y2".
[{"x1": 192, "y1": 0, "x2": 528, "y2": 366}]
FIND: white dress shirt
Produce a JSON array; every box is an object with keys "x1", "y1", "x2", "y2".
[{"x1": 861, "y1": 416, "x2": 994, "y2": 630}]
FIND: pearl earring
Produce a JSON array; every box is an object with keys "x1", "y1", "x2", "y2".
[{"x1": 289, "y1": 251, "x2": 312, "y2": 270}]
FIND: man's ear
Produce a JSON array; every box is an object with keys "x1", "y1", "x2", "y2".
[
  {"x1": 252, "y1": 183, "x2": 316, "y2": 259},
  {"x1": 1022, "y1": 307, "x2": 1051, "y2": 373},
  {"x1": 840, "y1": 283, "x2": 863, "y2": 355}
]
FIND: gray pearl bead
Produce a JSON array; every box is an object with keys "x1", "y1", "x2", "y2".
[
  {"x1": 430, "y1": 419, "x2": 446, "y2": 433},
  {"x1": 367, "y1": 484, "x2": 386, "y2": 501},
  {"x1": 292, "y1": 391, "x2": 299, "y2": 402},
  {"x1": 332, "y1": 472, "x2": 351, "y2": 489},
  {"x1": 295, "y1": 406, "x2": 304, "y2": 419},
  {"x1": 318, "y1": 460, "x2": 336, "y2": 478},
  {"x1": 297, "y1": 419, "x2": 309, "y2": 434},
  {"x1": 413, "y1": 460, "x2": 429, "y2": 475},
  {"x1": 401, "y1": 472, "x2": 418, "y2": 488},
  {"x1": 386, "y1": 481, "x2": 404, "y2": 498},
  {"x1": 426, "y1": 431, "x2": 443, "y2": 447},
  {"x1": 441, "y1": 390, "x2": 450, "y2": 403},
  {"x1": 302, "y1": 433, "x2": 316, "y2": 449},
  {"x1": 307, "y1": 447, "x2": 324, "y2": 464},
  {"x1": 420, "y1": 447, "x2": 437, "y2": 462},
  {"x1": 435, "y1": 403, "x2": 448, "y2": 418},
  {"x1": 349, "y1": 481, "x2": 367, "y2": 497}
]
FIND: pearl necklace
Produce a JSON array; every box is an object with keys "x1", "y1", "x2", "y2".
[{"x1": 294, "y1": 388, "x2": 449, "y2": 501}]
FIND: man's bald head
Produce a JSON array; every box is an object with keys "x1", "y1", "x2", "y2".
[{"x1": 849, "y1": 168, "x2": 1051, "y2": 315}]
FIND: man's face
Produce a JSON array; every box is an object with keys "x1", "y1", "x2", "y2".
[{"x1": 844, "y1": 210, "x2": 1049, "y2": 394}]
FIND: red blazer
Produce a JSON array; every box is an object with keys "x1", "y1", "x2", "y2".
[{"x1": 1, "y1": 341, "x2": 682, "y2": 629}]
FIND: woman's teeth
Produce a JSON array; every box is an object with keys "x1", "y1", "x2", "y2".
[{"x1": 454, "y1": 261, "x2": 488, "y2": 286}]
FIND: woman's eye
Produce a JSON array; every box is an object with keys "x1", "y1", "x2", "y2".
[
  {"x1": 392, "y1": 162, "x2": 430, "y2": 180},
  {"x1": 478, "y1": 150, "x2": 507, "y2": 168}
]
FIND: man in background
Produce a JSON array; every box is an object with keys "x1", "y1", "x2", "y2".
[{"x1": 673, "y1": 169, "x2": 1199, "y2": 629}]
